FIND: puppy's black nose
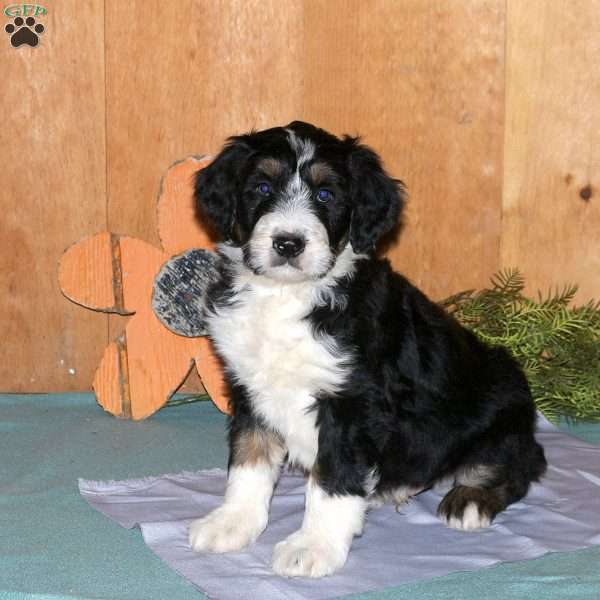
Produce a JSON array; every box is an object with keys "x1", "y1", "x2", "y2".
[{"x1": 272, "y1": 234, "x2": 305, "y2": 258}]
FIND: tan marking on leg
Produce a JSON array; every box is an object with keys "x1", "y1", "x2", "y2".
[
  {"x1": 455, "y1": 464, "x2": 498, "y2": 488},
  {"x1": 231, "y1": 428, "x2": 286, "y2": 467}
]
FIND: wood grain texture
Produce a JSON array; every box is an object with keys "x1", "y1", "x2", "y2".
[
  {"x1": 59, "y1": 231, "x2": 229, "y2": 418},
  {"x1": 0, "y1": 0, "x2": 107, "y2": 392},
  {"x1": 104, "y1": 0, "x2": 304, "y2": 345},
  {"x1": 3, "y1": 0, "x2": 598, "y2": 394},
  {"x1": 106, "y1": 0, "x2": 506, "y2": 301},
  {"x1": 94, "y1": 339, "x2": 126, "y2": 418},
  {"x1": 105, "y1": 0, "x2": 304, "y2": 245},
  {"x1": 157, "y1": 156, "x2": 215, "y2": 255},
  {"x1": 57, "y1": 156, "x2": 229, "y2": 415},
  {"x1": 303, "y1": 0, "x2": 506, "y2": 300},
  {"x1": 115, "y1": 237, "x2": 198, "y2": 419},
  {"x1": 156, "y1": 156, "x2": 215, "y2": 394},
  {"x1": 502, "y1": 0, "x2": 600, "y2": 303},
  {"x1": 118, "y1": 234, "x2": 229, "y2": 418},
  {"x1": 59, "y1": 232, "x2": 126, "y2": 313}
]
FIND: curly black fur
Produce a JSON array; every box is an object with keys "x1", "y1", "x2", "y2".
[{"x1": 194, "y1": 121, "x2": 546, "y2": 535}]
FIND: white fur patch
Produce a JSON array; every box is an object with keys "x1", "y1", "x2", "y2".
[
  {"x1": 367, "y1": 484, "x2": 423, "y2": 510},
  {"x1": 286, "y1": 129, "x2": 315, "y2": 170},
  {"x1": 443, "y1": 501, "x2": 491, "y2": 531},
  {"x1": 364, "y1": 468, "x2": 380, "y2": 497},
  {"x1": 209, "y1": 246, "x2": 359, "y2": 470},
  {"x1": 272, "y1": 477, "x2": 366, "y2": 577},
  {"x1": 189, "y1": 463, "x2": 280, "y2": 553},
  {"x1": 246, "y1": 194, "x2": 333, "y2": 282}
]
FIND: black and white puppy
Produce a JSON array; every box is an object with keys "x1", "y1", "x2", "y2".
[{"x1": 188, "y1": 121, "x2": 547, "y2": 578}]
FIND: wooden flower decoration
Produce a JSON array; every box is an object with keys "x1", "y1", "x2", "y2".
[{"x1": 59, "y1": 157, "x2": 230, "y2": 420}]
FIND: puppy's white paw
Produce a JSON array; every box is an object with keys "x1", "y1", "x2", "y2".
[
  {"x1": 189, "y1": 505, "x2": 267, "y2": 553},
  {"x1": 272, "y1": 531, "x2": 347, "y2": 578}
]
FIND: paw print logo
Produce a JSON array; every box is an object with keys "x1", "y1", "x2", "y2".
[{"x1": 5, "y1": 16, "x2": 44, "y2": 47}]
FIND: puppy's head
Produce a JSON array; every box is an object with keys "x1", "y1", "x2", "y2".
[{"x1": 195, "y1": 121, "x2": 404, "y2": 283}]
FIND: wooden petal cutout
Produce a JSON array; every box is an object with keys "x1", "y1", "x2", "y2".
[
  {"x1": 61, "y1": 157, "x2": 231, "y2": 419},
  {"x1": 118, "y1": 237, "x2": 168, "y2": 312},
  {"x1": 59, "y1": 232, "x2": 131, "y2": 314},
  {"x1": 126, "y1": 306, "x2": 203, "y2": 420},
  {"x1": 92, "y1": 304, "x2": 229, "y2": 419},
  {"x1": 157, "y1": 156, "x2": 217, "y2": 256},
  {"x1": 93, "y1": 336, "x2": 130, "y2": 418},
  {"x1": 194, "y1": 337, "x2": 231, "y2": 415},
  {"x1": 59, "y1": 232, "x2": 166, "y2": 315},
  {"x1": 94, "y1": 307, "x2": 206, "y2": 420}
]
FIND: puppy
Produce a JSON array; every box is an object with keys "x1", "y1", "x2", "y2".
[{"x1": 188, "y1": 121, "x2": 546, "y2": 578}]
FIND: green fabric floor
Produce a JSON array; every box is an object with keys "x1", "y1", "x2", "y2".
[{"x1": 1, "y1": 393, "x2": 600, "y2": 600}]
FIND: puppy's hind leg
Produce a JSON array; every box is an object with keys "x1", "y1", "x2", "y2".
[
  {"x1": 438, "y1": 437, "x2": 547, "y2": 531},
  {"x1": 437, "y1": 484, "x2": 505, "y2": 530}
]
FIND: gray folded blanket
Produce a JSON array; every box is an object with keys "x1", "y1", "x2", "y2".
[{"x1": 79, "y1": 415, "x2": 600, "y2": 600}]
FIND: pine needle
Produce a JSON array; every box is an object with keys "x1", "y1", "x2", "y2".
[
  {"x1": 440, "y1": 269, "x2": 600, "y2": 423},
  {"x1": 165, "y1": 393, "x2": 211, "y2": 407}
]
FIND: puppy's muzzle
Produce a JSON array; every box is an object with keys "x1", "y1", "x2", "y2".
[{"x1": 272, "y1": 234, "x2": 306, "y2": 258}]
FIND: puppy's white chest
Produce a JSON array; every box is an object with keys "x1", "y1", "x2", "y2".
[{"x1": 209, "y1": 282, "x2": 348, "y2": 469}]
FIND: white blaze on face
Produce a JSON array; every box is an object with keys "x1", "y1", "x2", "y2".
[{"x1": 246, "y1": 131, "x2": 335, "y2": 282}]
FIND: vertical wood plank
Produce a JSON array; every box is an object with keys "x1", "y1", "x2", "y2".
[
  {"x1": 303, "y1": 0, "x2": 506, "y2": 300},
  {"x1": 503, "y1": 0, "x2": 600, "y2": 302},
  {"x1": 0, "y1": 0, "x2": 107, "y2": 391},
  {"x1": 105, "y1": 0, "x2": 305, "y2": 245}
]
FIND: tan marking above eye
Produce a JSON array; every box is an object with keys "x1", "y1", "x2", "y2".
[
  {"x1": 257, "y1": 157, "x2": 284, "y2": 178},
  {"x1": 309, "y1": 162, "x2": 337, "y2": 185}
]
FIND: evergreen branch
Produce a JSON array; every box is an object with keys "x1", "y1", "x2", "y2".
[{"x1": 440, "y1": 270, "x2": 600, "y2": 423}]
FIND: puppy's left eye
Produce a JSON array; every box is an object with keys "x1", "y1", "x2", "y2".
[
  {"x1": 317, "y1": 188, "x2": 334, "y2": 202},
  {"x1": 257, "y1": 182, "x2": 273, "y2": 196}
]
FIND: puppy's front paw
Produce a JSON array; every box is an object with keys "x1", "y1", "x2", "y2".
[
  {"x1": 272, "y1": 531, "x2": 348, "y2": 578},
  {"x1": 189, "y1": 505, "x2": 267, "y2": 553}
]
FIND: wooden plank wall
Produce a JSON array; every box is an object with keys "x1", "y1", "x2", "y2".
[
  {"x1": 0, "y1": 0, "x2": 107, "y2": 392},
  {"x1": 503, "y1": 0, "x2": 600, "y2": 303},
  {"x1": 301, "y1": 0, "x2": 506, "y2": 298},
  {"x1": 1, "y1": 0, "x2": 598, "y2": 392}
]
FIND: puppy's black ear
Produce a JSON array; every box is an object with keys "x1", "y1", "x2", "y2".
[
  {"x1": 195, "y1": 137, "x2": 253, "y2": 241},
  {"x1": 346, "y1": 139, "x2": 405, "y2": 253}
]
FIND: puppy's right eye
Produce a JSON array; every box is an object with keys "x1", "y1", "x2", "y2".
[{"x1": 257, "y1": 182, "x2": 272, "y2": 196}]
